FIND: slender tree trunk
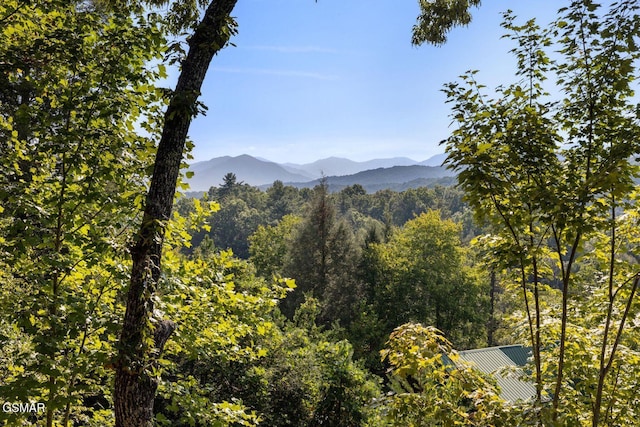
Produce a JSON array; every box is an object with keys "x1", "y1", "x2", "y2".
[
  {"x1": 487, "y1": 269, "x2": 496, "y2": 347},
  {"x1": 593, "y1": 194, "x2": 617, "y2": 427},
  {"x1": 593, "y1": 272, "x2": 640, "y2": 427},
  {"x1": 113, "y1": 1, "x2": 238, "y2": 426},
  {"x1": 552, "y1": 232, "x2": 580, "y2": 419}
]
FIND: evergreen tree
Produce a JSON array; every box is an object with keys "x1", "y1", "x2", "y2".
[
  {"x1": 282, "y1": 180, "x2": 362, "y2": 326},
  {"x1": 217, "y1": 172, "x2": 240, "y2": 199}
]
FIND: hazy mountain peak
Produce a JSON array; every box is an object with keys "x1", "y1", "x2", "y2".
[{"x1": 186, "y1": 153, "x2": 450, "y2": 192}]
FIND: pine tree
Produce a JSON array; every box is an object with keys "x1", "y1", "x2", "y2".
[{"x1": 282, "y1": 180, "x2": 362, "y2": 326}]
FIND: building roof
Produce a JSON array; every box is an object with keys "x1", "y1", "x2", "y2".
[{"x1": 458, "y1": 345, "x2": 536, "y2": 403}]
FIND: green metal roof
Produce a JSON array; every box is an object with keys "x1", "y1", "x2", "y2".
[
  {"x1": 458, "y1": 345, "x2": 536, "y2": 403},
  {"x1": 499, "y1": 345, "x2": 530, "y2": 367}
]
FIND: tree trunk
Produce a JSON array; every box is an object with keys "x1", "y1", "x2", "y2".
[
  {"x1": 487, "y1": 269, "x2": 496, "y2": 347},
  {"x1": 113, "y1": 1, "x2": 238, "y2": 426}
]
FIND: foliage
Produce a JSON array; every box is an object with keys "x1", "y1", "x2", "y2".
[
  {"x1": 338, "y1": 185, "x2": 466, "y2": 229},
  {"x1": 187, "y1": 180, "x2": 305, "y2": 259},
  {"x1": 154, "y1": 244, "x2": 288, "y2": 426},
  {"x1": 12, "y1": 0, "x2": 640, "y2": 425},
  {"x1": 206, "y1": 197, "x2": 264, "y2": 258},
  {"x1": 155, "y1": 221, "x2": 381, "y2": 426},
  {"x1": 265, "y1": 180, "x2": 306, "y2": 223},
  {"x1": 413, "y1": 0, "x2": 482, "y2": 46},
  {"x1": 369, "y1": 211, "x2": 488, "y2": 349},
  {"x1": 442, "y1": 1, "x2": 640, "y2": 424},
  {"x1": 249, "y1": 214, "x2": 302, "y2": 278},
  {"x1": 282, "y1": 181, "x2": 364, "y2": 326},
  {"x1": 375, "y1": 323, "x2": 518, "y2": 426},
  {"x1": 0, "y1": 1, "x2": 165, "y2": 425},
  {"x1": 188, "y1": 179, "x2": 467, "y2": 263},
  {"x1": 112, "y1": 0, "x2": 239, "y2": 423},
  {"x1": 255, "y1": 309, "x2": 381, "y2": 427}
]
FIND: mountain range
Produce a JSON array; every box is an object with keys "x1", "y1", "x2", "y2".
[{"x1": 186, "y1": 153, "x2": 453, "y2": 192}]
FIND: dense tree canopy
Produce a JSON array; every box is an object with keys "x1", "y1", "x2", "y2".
[
  {"x1": 443, "y1": 1, "x2": 640, "y2": 424},
  {"x1": 3, "y1": 0, "x2": 640, "y2": 426},
  {"x1": 369, "y1": 211, "x2": 487, "y2": 348},
  {"x1": 0, "y1": 1, "x2": 164, "y2": 425}
]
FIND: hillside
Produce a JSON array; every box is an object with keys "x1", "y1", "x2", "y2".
[
  {"x1": 187, "y1": 154, "x2": 311, "y2": 190},
  {"x1": 279, "y1": 165, "x2": 456, "y2": 193},
  {"x1": 187, "y1": 153, "x2": 451, "y2": 191},
  {"x1": 282, "y1": 156, "x2": 420, "y2": 177}
]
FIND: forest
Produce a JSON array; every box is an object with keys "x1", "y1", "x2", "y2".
[{"x1": 1, "y1": 0, "x2": 640, "y2": 426}]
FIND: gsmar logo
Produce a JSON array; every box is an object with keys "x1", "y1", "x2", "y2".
[{"x1": 2, "y1": 402, "x2": 46, "y2": 413}]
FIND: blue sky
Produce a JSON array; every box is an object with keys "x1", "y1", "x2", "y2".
[{"x1": 180, "y1": 0, "x2": 561, "y2": 164}]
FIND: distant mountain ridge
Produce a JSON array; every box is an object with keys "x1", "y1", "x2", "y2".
[
  {"x1": 281, "y1": 156, "x2": 422, "y2": 178},
  {"x1": 187, "y1": 154, "x2": 311, "y2": 190},
  {"x1": 274, "y1": 165, "x2": 456, "y2": 193},
  {"x1": 186, "y1": 153, "x2": 453, "y2": 192}
]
